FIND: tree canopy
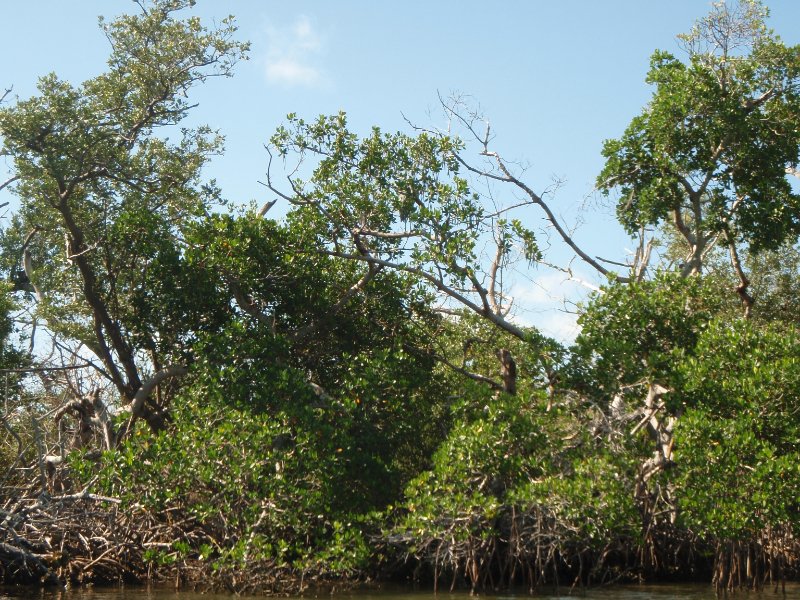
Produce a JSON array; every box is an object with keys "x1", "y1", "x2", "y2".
[{"x1": 0, "y1": 0, "x2": 799, "y2": 594}]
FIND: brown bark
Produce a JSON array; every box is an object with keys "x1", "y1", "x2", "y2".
[
  {"x1": 59, "y1": 198, "x2": 139, "y2": 398},
  {"x1": 497, "y1": 348, "x2": 517, "y2": 395},
  {"x1": 115, "y1": 364, "x2": 189, "y2": 441}
]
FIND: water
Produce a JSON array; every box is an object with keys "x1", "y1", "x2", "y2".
[{"x1": 1, "y1": 584, "x2": 799, "y2": 600}]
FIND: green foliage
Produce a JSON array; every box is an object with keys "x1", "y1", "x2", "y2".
[
  {"x1": 674, "y1": 320, "x2": 800, "y2": 541},
  {"x1": 746, "y1": 243, "x2": 800, "y2": 325},
  {"x1": 598, "y1": 0, "x2": 800, "y2": 269},
  {"x1": 424, "y1": 392, "x2": 551, "y2": 497},
  {"x1": 0, "y1": 0, "x2": 248, "y2": 409},
  {"x1": 568, "y1": 273, "x2": 722, "y2": 401},
  {"x1": 7, "y1": 1, "x2": 800, "y2": 591},
  {"x1": 73, "y1": 239, "x2": 453, "y2": 572},
  {"x1": 393, "y1": 389, "x2": 640, "y2": 576},
  {"x1": 186, "y1": 212, "x2": 452, "y2": 492},
  {"x1": 181, "y1": 317, "x2": 448, "y2": 513},
  {"x1": 272, "y1": 112, "x2": 484, "y2": 266},
  {"x1": 598, "y1": 4, "x2": 800, "y2": 247},
  {"x1": 269, "y1": 112, "x2": 538, "y2": 341},
  {"x1": 80, "y1": 386, "x2": 370, "y2": 571},
  {"x1": 675, "y1": 409, "x2": 800, "y2": 542},
  {"x1": 511, "y1": 453, "x2": 639, "y2": 547},
  {"x1": 397, "y1": 392, "x2": 551, "y2": 544},
  {"x1": 680, "y1": 320, "x2": 800, "y2": 440}
]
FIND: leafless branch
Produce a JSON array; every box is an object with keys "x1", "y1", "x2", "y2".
[
  {"x1": 632, "y1": 229, "x2": 654, "y2": 282},
  {"x1": 0, "y1": 174, "x2": 20, "y2": 193},
  {"x1": 316, "y1": 248, "x2": 530, "y2": 340},
  {"x1": 595, "y1": 256, "x2": 630, "y2": 269},
  {"x1": 127, "y1": 364, "x2": 189, "y2": 418},
  {"x1": 435, "y1": 354, "x2": 504, "y2": 392},
  {"x1": 488, "y1": 228, "x2": 507, "y2": 316},
  {"x1": 257, "y1": 198, "x2": 277, "y2": 216},
  {"x1": 485, "y1": 151, "x2": 628, "y2": 282}
]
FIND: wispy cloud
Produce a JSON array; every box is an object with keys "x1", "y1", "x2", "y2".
[
  {"x1": 264, "y1": 16, "x2": 327, "y2": 88},
  {"x1": 508, "y1": 272, "x2": 596, "y2": 343},
  {"x1": 537, "y1": 311, "x2": 581, "y2": 344}
]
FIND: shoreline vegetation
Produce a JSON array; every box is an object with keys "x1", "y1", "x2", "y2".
[
  {"x1": 1, "y1": 0, "x2": 800, "y2": 594},
  {"x1": 2, "y1": 474, "x2": 799, "y2": 594}
]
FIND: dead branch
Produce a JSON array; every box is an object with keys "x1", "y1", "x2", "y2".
[{"x1": 0, "y1": 175, "x2": 19, "y2": 194}]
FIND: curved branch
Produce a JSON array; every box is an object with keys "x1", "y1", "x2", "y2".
[
  {"x1": 0, "y1": 174, "x2": 20, "y2": 193},
  {"x1": 477, "y1": 151, "x2": 628, "y2": 283},
  {"x1": 317, "y1": 249, "x2": 530, "y2": 340},
  {"x1": 671, "y1": 207, "x2": 695, "y2": 246},
  {"x1": 127, "y1": 364, "x2": 189, "y2": 419},
  {"x1": 723, "y1": 227, "x2": 753, "y2": 318},
  {"x1": 115, "y1": 364, "x2": 189, "y2": 444}
]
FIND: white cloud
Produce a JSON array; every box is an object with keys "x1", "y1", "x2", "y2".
[
  {"x1": 266, "y1": 58, "x2": 321, "y2": 87},
  {"x1": 506, "y1": 272, "x2": 597, "y2": 343},
  {"x1": 512, "y1": 272, "x2": 591, "y2": 308},
  {"x1": 536, "y1": 311, "x2": 581, "y2": 344},
  {"x1": 263, "y1": 16, "x2": 326, "y2": 88}
]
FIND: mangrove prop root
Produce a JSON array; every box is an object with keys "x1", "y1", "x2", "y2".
[{"x1": 0, "y1": 473, "x2": 355, "y2": 593}]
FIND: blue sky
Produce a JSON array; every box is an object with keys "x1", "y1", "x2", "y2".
[{"x1": 1, "y1": 1, "x2": 799, "y2": 340}]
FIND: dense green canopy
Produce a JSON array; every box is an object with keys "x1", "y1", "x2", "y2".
[{"x1": 0, "y1": 0, "x2": 798, "y2": 593}]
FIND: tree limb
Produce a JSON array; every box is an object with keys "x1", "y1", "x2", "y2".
[
  {"x1": 58, "y1": 199, "x2": 137, "y2": 397},
  {"x1": 723, "y1": 226, "x2": 753, "y2": 318},
  {"x1": 317, "y1": 249, "x2": 530, "y2": 340},
  {"x1": 481, "y1": 151, "x2": 628, "y2": 282},
  {"x1": 0, "y1": 174, "x2": 19, "y2": 193},
  {"x1": 127, "y1": 364, "x2": 189, "y2": 419},
  {"x1": 431, "y1": 353, "x2": 504, "y2": 392}
]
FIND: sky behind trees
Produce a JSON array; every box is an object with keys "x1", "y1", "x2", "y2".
[{"x1": 2, "y1": 0, "x2": 799, "y2": 339}]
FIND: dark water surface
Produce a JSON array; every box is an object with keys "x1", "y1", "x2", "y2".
[{"x1": 2, "y1": 585, "x2": 799, "y2": 600}]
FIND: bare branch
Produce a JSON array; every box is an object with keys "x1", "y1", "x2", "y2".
[
  {"x1": 537, "y1": 259, "x2": 602, "y2": 293},
  {"x1": 257, "y1": 198, "x2": 277, "y2": 216},
  {"x1": 228, "y1": 276, "x2": 273, "y2": 328},
  {"x1": 483, "y1": 150, "x2": 628, "y2": 283},
  {"x1": 357, "y1": 228, "x2": 423, "y2": 240},
  {"x1": 21, "y1": 228, "x2": 45, "y2": 302},
  {"x1": 318, "y1": 248, "x2": 530, "y2": 340},
  {"x1": 431, "y1": 352, "x2": 504, "y2": 392},
  {"x1": 595, "y1": 256, "x2": 630, "y2": 269},
  {"x1": 488, "y1": 229, "x2": 505, "y2": 316},
  {"x1": 0, "y1": 174, "x2": 20, "y2": 193},
  {"x1": 633, "y1": 232, "x2": 653, "y2": 282},
  {"x1": 128, "y1": 365, "x2": 189, "y2": 417}
]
